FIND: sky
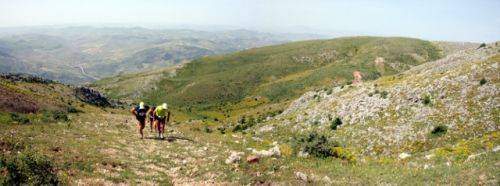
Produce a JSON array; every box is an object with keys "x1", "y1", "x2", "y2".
[{"x1": 0, "y1": 0, "x2": 499, "y2": 42}]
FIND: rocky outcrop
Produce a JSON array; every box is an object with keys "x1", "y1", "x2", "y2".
[{"x1": 74, "y1": 87, "x2": 111, "y2": 107}]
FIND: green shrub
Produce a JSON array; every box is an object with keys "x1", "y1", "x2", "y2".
[
  {"x1": 422, "y1": 95, "x2": 431, "y2": 105},
  {"x1": 0, "y1": 152, "x2": 59, "y2": 185},
  {"x1": 330, "y1": 117, "x2": 342, "y2": 130},
  {"x1": 67, "y1": 106, "x2": 81, "y2": 113},
  {"x1": 232, "y1": 116, "x2": 256, "y2": 132},
  {"x1": 217, "y1": 126, "x2": 226, "y2": 134},
  {"x1": 292, "y1": 132, "x2": 341, "y2": 158},
  {"x1": 42, "y1": 111, "x2": 69, "y2": 122},
  {"x1": 479, "y1": 78, "x2": 487, "y2": 86},
  {"x1": 331, "y1": 147, "x2": 356, "y2": 163},
  {"x1": 380, "y1": 91, "x2": 389, "y2": 99},
  {"x1": 10, "y1": 113, "x2": 30, "y2": 124},
  {"x1": 431, "y1": 125, "x2": 448, "y2": 137}
]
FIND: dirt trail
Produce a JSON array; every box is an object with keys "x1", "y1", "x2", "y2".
[{"x1": 75, "y1": 113, "x2": 228, "y2": 185}]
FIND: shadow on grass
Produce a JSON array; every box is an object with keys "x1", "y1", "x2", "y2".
[{"x1": 144, "y1": 136, "x2": 195, "y2": 143}]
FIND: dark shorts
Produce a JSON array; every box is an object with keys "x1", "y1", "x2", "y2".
[
  {"x1": 136, "y1": 117, "x2": 146, "y2": 124},
  {"x1": 155, "y1": 116, "x2": 166, "y2": 123}
]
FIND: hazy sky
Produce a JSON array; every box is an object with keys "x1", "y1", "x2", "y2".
[{"x1": 0, "y1": 0, "x2": 499, "y2": 42}]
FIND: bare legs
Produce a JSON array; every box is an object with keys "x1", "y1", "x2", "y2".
[
  {"x1": 138, "y1": 121, "x2": 145, "y2": 139},
  {"x1": 156, "y1": 120, "x2": 165, "y2": 139},
  {"x1": 149, "y1": 118, "x2": 154, "y2": 132}
]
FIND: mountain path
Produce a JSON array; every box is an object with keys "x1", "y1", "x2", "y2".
[{"x1": 74, "y1": 112, "x2": 229, "y2": 185}]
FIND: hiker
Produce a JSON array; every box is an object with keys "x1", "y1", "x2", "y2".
[
  {"x1": 147, "y1": 106, "x2": 157, "y2": 132},
  {"x1": 130, "y1": 102, "x2": 150, "y2": 139},
  {"x1": 154, "y1": 103, "x2": 171, "y2": 139}
]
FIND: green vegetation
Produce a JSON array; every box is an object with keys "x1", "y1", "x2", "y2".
[
  {"x1": 0, "y1": 151, "x2": 60, "y2": 185},
  {"x1": 330, "y1": 117, "x2": 342, "y2": 130},
  {"x1": 9, "y1": 113, "x2": 30, "y2": 124},
  {"x1": 479, "y1": 78, "x2": 487, "y2": 85},
  {"x1": 292, "y1": 132, "x2": 341, "y2": 158},
  {"x1": 0, "y1": 139, "x2": 59, "y2": 185},
  {"x1": 232, "y1": 116, "x2": 257, "y2": 132},
  {"x1": 431, "y1": 125, "x2": 448, "y2": 137},
  {"x1": 131, "y1": 37, "x2": 441, "y2": 121},
  {"x1": 423, "y1": 94, "x2": 432, "y2": 105}
]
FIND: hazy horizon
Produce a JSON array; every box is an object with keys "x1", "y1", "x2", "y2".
[{"x1": 1, "y1": 0, "x2": 499, "y2": 42}]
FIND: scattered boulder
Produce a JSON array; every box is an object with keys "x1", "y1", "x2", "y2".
[
  {"x1": 295, "y1": 171, "x2": 308, "y2": 182},
  {"x1": 493, "y1": 146, "x2": 500, "y2": 152},
  {"x1": 398, "y1": 152, "x2": 411, "y2": 159},
  {"x1": 252, "y1": 145, "x2": 281, "y2": 158},
  {"x1": 297, "y1": 151, "x2": 309, "y2": 158},
  {"x1": 225, "y1": 151, "x2": 244, "y2": 164}
]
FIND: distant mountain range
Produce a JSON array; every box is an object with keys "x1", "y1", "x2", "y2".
[{"x1": 0, "y1": 26, "x2": 327, "y2": 84}]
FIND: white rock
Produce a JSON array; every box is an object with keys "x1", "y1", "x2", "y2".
[
  {"x1": 298, "y1": 151, "x2": 309, "y2": 158},
  {"x1": 425, "y1": 154, "x2": 435, "y2": 160},
  {"x1": 493, "y1": 146, "x2": 500, "y2": 152},
  {"x1": 423, "y1": 164, "x2": 433, "y2": 169},
  {"x1": 252, "y1": 145, "x2": 281, "y2": 158},
  {"x1": 225, "y1": 151, "x2": 244, "y2": 164},
  {"x1": 295, "y1": 171, "x2": 308, "y2": 182},
  {"x1": 258, "y1": 125, "x2": 274, "y2": 133},
  {"x1": 322, "y1": 176, "x2": 332, "y2": 184},
  {"x1": 399, "y1": 152, "x2": 411, "y2": 159}
]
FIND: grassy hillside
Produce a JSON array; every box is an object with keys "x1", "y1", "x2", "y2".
[
  {"x1": 1, "y1": 42, "x2": 497, "y2": 185},
  {"x1": 138, "y1": 37, "x2": 441, "y2": 120},
  {"x1": 91, "y1": 66, "x2": 178, "y2": 101}
]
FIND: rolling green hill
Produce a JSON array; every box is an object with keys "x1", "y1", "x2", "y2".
[{"x1": 134, "y1": 37, "x2": 441, "y2": 120}]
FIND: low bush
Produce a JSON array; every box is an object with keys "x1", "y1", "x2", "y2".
[
  {"x1": 67, "y1": 106, "x2": 81, "y2": 113},
  {"x1": 292, "y1": 132, "x2": 341, "y2": 158},
  {"x1": 217, "y1": 126, "x2": 226, "y2": 134},
  {"x1": 0, "y1": 152, "x2": 59, "y2": 185},
  {"x1": 422, "y1": 95, "x2": 431, "y2": 105},
  {"x1": 232, "y1": 116, "x2": 256, "y2": 132},
  {"x1": 380, "y1": 91, "x2": 389, "y2": 99},
  {"x1": 330, "y1": 117, "x2": 342, "y2": 130},
  {"x1": 331, "y1": 147, "x2": 356, "y2": 163},
  {"x1": 431, "y1": 125, "x2": 448, "y2": 137},
  {"x1": 479, "y1": 78, "x2": 487, "y2": 85},
  {"x1": 10, "y1": 113, "x2": 30, "y2": 124},
  {"x1": 42, "y1": 111, "x2": 69, "y2": 122}
]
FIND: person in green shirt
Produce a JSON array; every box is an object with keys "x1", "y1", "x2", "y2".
[{"x1": 154, "y1": 103, "x2": 171, "y2": 139}]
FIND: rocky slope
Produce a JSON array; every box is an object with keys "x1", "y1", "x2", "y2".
[{"x1": 258, "y1": 42, "x2": 499, "y2": 157}]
